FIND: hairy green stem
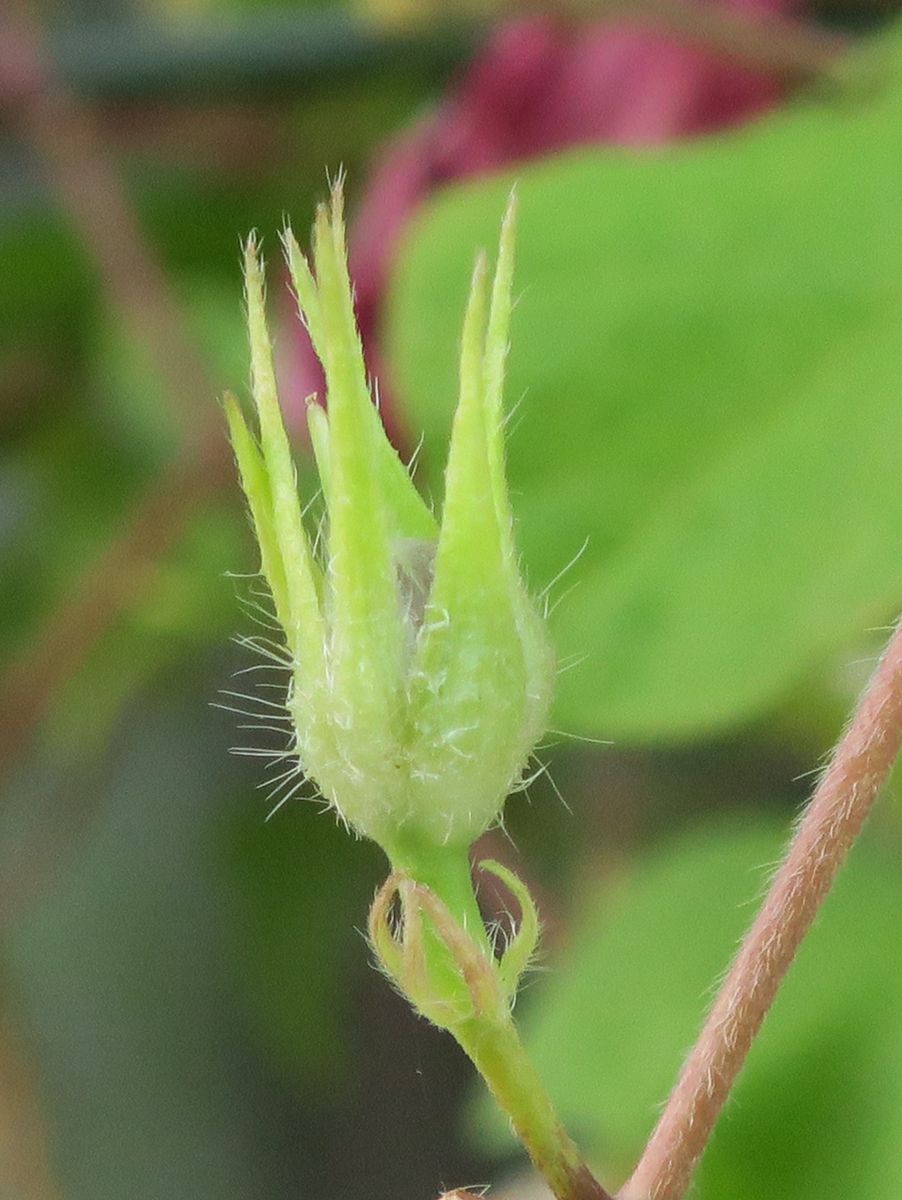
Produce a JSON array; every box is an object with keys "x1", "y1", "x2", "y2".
[
  {"x1": 455, "y1": 1013, "x2": 613, "y2": 1200},
  {"x1": 383, "y1": 839, "x2": 491, "y2": 1016},
  {"x1": 386, "y1": 838, "x2": 489, "y2": 948},
  {"x1": 380, "y1": 845, "x2": 612, "y2": 1200}
]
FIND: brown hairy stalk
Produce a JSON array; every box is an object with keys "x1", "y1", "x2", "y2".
[{"x1": 621, "y1": 616, "x2": 902, "y2": 1200}]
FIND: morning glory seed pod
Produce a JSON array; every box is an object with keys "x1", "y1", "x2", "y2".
[{"x1": 225, "y1": 183, "x2": 554, "y2": 860}]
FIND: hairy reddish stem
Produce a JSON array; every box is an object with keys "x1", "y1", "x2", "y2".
[{"x1": 621, "y1": 616, "x2": 902, "y2": 1200}]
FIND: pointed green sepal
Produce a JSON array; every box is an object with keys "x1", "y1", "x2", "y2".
[
  {"x1": 405, "y1": 212, "x2": 553, "y2": 847},
  {"x1": 243, "y1": 236, "x2": 325, "y2": 682},
  {"x1": 483, "y1": 191, "x2": 519, "y2": 558},
  {"x1": 305, "y1": 399, "x2": 332, "y2": 510},
  {"x1": 285, "y1": 208, "x2": 437, "y2": 544},
  {"x1": 223, "y1": 390, "x2": 291, "y2": 630}
]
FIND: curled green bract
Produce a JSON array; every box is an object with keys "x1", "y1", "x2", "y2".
[
  {"x1": 368, "y1": 860, "x2": 541, "y2": 1033},
  {"x1": 225, "y1": 182, "x2": 554, "y2": 860}
]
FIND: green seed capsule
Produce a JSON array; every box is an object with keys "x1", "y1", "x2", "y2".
[{"x1": 226, "y1": 182, "x2": 554, "y2": 858}]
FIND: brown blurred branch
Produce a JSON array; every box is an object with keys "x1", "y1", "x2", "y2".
[
  {"x1": 621, "y1": 615, "x2": 902, "y2": 1200},
  {"x1": 0, "y1": 1013, "x2": 62, "y2": 1200},
  {"x1": 0, "y1": 5, "x2": 230, "y2": 782},
  {"x1": 374, "y1": 0, "x2": 849, "y2": 80},
  {"x1": 578, "y1": 0, "x2": 849, "y2": 80},
  {"x1": 0, "y1": 19, "x2": 231, "y2": 1183},
  {"x1": 0, "y1": 450, "x2": 228, "y2": 782},
  {"x1": 1, "y1": 5, "x2": 217, "y2": 444}
]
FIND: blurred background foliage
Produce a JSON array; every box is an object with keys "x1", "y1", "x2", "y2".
[{"x1": 2, "y1": 2, "x2": 902, "y2": 1199}]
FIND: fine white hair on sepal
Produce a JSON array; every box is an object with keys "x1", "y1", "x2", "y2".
[
  {"x1": 538, "y1": 536, "x2": 590, "y2": 606},
  {"x1": 223, "y1": 584, "x2": 315, "y2": 821}
]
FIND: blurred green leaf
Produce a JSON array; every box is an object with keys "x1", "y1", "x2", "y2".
[
  {"x1": 388, "y1": 27, "x2": 902, "y2": 740},
  {"x1": 472, "y1": 818, "x2": 902, "y2": 1197}
]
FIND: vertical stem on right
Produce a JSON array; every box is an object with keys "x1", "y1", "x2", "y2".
[{"x1": 621, "y1": 616, "x2": 902, "y2": 1200}]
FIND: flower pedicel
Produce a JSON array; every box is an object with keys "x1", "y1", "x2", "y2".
[{"x1": 225, "y1": 183, "x2": 613, "y2": 1200}]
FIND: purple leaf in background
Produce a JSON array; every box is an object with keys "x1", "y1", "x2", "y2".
[{"x1": 280, "y1": 2, "x2": 802, "y2": 445}]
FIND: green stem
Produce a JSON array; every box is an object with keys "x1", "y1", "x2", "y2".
[
  {"x1": 454, "y1": 1013, "x2": 614, "y2": 1200},
  {"x1": 386, "y1": 837, "x2": 489, "y2": 951},
  {"x1": 384, "y1": 838, "x2": 490, "y2": 1011},
  {"x1": 380, "y1": 840, "x2": 611, "y2": 1200}
]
